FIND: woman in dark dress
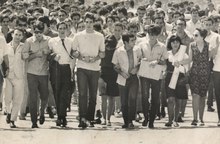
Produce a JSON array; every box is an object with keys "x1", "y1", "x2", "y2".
[
  {"x1": 165, "y1": 35, "x2": 188, "y2": 127},
  {"x1": 99, "y1": 22, "x2": 123, "y2": 126},
  {"x1": 178, "y1": 28, "x2": 211, "y2": 126}
]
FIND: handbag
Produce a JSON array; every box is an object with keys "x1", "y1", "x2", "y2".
[{"x1": 177, "y1": 67, "x2": 189, "y2": 86}]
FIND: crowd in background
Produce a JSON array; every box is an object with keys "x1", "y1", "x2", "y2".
[{"x1": 0, "y1": 0, "x2": 220, "y2": 129}]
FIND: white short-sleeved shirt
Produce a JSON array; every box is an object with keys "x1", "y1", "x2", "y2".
[
  {"x1": 0, "y1": 34, "x2": 8, "y2": 64},
  {"x1": 72, "y1": 30, "x2": 105, "y2": 71},
  {"x1": 112, "y1": 46, "x2": 142, "y2": 86}
]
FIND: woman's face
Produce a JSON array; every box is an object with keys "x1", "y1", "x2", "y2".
[
  {"x1": 171, "y1": 40, "x2": 180, "y2": 51},
  {"x1": 77, "y1": 22, "x2": 85, "y2": 32},
  {"x1": 193, "y1": 30, "x2": 203, "y2": 42}
]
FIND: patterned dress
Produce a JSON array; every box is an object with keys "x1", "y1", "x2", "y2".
[{"x1": 189, "y1": 41, "x2": 211, "y2": 97}]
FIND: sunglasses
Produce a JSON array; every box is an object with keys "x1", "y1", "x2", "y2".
[
  {"x1": 18, "y1": 23, "x2": 27, "y2": 27},
  {"x1": 34, "y1": 30, "x2": 43, "y2": 34}
]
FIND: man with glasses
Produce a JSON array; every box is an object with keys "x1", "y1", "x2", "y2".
[
  {"x1": 72, "y1": 12, "x2": 105, "y2": 129},
  {"x1": 22, "y1": 22, "x2": 50, "y2": 128}
]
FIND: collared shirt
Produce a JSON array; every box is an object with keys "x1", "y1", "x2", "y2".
[
  {"x1": 72, "y1": 30, "x2": 105, "y2": 71},
  {"x1": 7, "y1": 42, "x2": 25, "y2": 79},
  {"x1": 186, "y1": 19, "x2": 201, "y2": 35},
  {"x1": 48, "y1": 37, "x2": 75, "y2": 65},
  {"x1": 22, "y1": 35, "x2": 50, "y2": 76},
  {"x1": 112, "y1": 46, "x2": 141, "y2": 85}
]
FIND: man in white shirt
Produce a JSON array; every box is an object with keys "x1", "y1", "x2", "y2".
[
  {"x1": 72, "y1": 12, "x2": 105, "y2": 128},
  {"x1": 186, "y1": 7, "x2": 201, "y2": 35},
  {"x1": 48, "y1": 22, "x2": 75, "y2": 127},
  {"x1": 5, "y1": 28, "x2": 25, "y2": 128}
]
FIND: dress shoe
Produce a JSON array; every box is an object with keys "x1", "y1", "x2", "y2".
[
  {"x1": 47, "y1": 107, "x2": 54, "y2": 118},
  {"x1": 10, "y1": 121, "x2": 16, "y2": 128},
  {"x1": 62, "y1": 118, "x2": 67, "y2": 127},
  {"x1": 78, "y1": 121, "x2": 88, "y2": 129},
  {"x1": 32, "y1": 123, "x2": 39, "y2": 128},
  {"x1": 217, "y1": 121, "x2": 220, "y2": 127},
  {"x1": 191, "y1": 120, "x2": 198, "y2": 126},
  {"x1": 39, "y1": 116, "x2": 45, "y2": 125},
  {"x1": 199, "y1": 120, "x2": 205, "y2": 126},
  {"x1": 6, "y1": 113, "x2": 11, "y2": 124},
  {"x1": 89, "y1": 121, "x2": 95, "y2": 127},
  {"x1": 148, "y1": 123, "x2": 154, "y2": 129},
  {"x1": 165, "y1": 122, "x2": 172, "y2": 127},
  {"x1": 177, "y1": 116, "x2": 184, "y2": 122},
  {"x1": 56, "y1": 119, "x2": 62, "y2": 126},
  {"x1": 173, "y1": 122, "x2": 179, "y2": 127},
  {"x1": 107, "y1": 121, "x2": 111, "y2": 126},
  {"x1": 0, "y1": 102, "x2": 2, "y2": 111},
  {"x1": 127, "y1": 123, "x2": 135, "y2": 129},
  {"x1": 142, "y1": 119, "x2": 148, "y2": 127},
  {"x1": 207, "y1": 106, "x2": 215, "y2": 112},
  {"x1": 122, "y1": 124, "x2": 128, "y2": 129}
]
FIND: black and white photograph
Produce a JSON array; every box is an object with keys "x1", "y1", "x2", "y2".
[{"x1": 0, "y1": 0, "x2": 220, "y2": 144}]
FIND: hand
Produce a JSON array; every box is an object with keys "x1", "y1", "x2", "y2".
[
  {"x1": 82, "y1": 56, "x2": 90, "y2": 63},
  {"x1": 54, "y1": 54, "x2": 60, "y2": 61},
  {"x1": 36, "y1": 51, "x2": 43, "y2": 57},
  {"x1": 72, "y1": 51, "x2": 80, "y2": 58},
  {"x1": 89, "y1": 57, "x2": 96, "y2": 63},
  {"x1": 174, "y1": 61, "x2": 180, "y2": 67},
  {"x1": 120, "y1": 71, "x2": 130, "y2": 79},
  {"x1": 130, "y1": 67, "x2": 139, "y2": 75},
  {"x1": 5, "y1": 69, "x2": 9, "y2": 77},
  {"x1": 42, "y1": 49, "x2": 50, "y2": 55},
  {"x1": 149, "y1": 60, "x2": 158, "y2": 68}
]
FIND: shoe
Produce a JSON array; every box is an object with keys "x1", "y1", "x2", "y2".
[
  {"x1": 56, "y1": 119, "x2": 61, "y2": 126},
  {"x1": 78, "y1": 121, "x2": 88, "y2": 129},
  {"x1": 135, "y1": 114, "x2": 142, "y2": 122},
  {"x1": 107, "y1": 121, "x2": 111, "y2": 126},
  {"x1": 94, "y1": 118, "x2": 102, "y2": 124},
  {"x1": 207, "y1": 106, "x2": 215, "y2": 112},
  {"x1": 191, "y1": 120, "x2": 198, "y2": 126},
  {"x1": 122, "y1": 124, "x2": 128, "y2": 129},
  {"x1": 142, "y1": 119, "x2": 148, "y2": 127},
  {"x1": 89, "y1": 121, "x2": 95, "y2": 127},
  {"x1": 96, "y1": 110, "x2": 102, "y2": 119},
  {"x1": 155, "y1": 115, "x2": 161, "y2": 120},
  {"x1": 19, "y1": 115, "x2": 26, "y2": 120},
  {"x1": 39, "y1": 116, "x2": 45, "y2": 125},
  {"x1": 114, "y1": 112, "x2": 122, "y2": 118},
  {"x1": 165, "y1": 122, "x2": 172, "y2": 127},
  {"x1": 10, "y1": 121, "x2": 16, "y2": 128},
  {"x1": 0, "y1": 102, "x2": 2, "y2": 111},
  {"x1": 148, "y1": 123, "x2": 154, "y2": 129},
  {"x1": 173, "y1": 122, "x2": 179, "y2": 127},
  {"x1": 199, "y1": 120, "x2": 205, "y2": 126},
  {"x1": 32, "y1": 123, "x2": 39, "y2": 128},
  {"x1": 177, "y1": 116, "x2": 184, "y2": 123},
  {"x1": 6, "y1": 113, "x2": 11, "y2": 124},
  {"x1": 161, "y1": 107, "x2": 166, "y2": 118},
  {"x1": 217, "y1": 121, "x2": 220, "y2": 127},
  {"x1": 101, "y1": 121, "x2": 106, "y2": 125},
  {"x1": 128, "y1": 123, "x2": 135, "y2": 129},
  {"x1": 62, "y1": 118, "x2": 67, "y2": 127}
]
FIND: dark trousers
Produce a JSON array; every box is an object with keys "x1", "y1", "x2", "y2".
[
  {"x1": 213, "y1": 71, "x2": 220, "y2": 120},
  {"x1": 140, "y1": 77, "x2": 161, "y2": 124},
  {"x1": 119, "y1": 75, "x2": 139, "y2": 124},
  {"x1": 27, "y1": 73, "x2": 48, "y2": 124},
  {"x1": 77, "y1": 68, "x2": 100, "y2": 121},
  {"x1": 50, "y1": 64, "x2": 71, "y2": 118},
  {"x1": 207, "y1": 72, "x2": 215, "y2": 107}
]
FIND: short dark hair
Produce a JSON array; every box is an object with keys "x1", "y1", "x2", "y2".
[
  {"x1": 58, "y1": 9, "x2": 68, "y2": 16},
  {"x1": 33, "y1": 22, "x2": 45, "y2": 31},
  {"x1": 38, "y1": 16, "x2": 50, "y2": 27},
  {"x1": 195, "y1": 28, "x2": 208, "y2": 39},
  {"x1": 122, "y1": 33, "x2": 136, "y2": 43},
  {"x1": 70, "y1": 12, "x2": 81, "y2": 20},
  {"x1": 84, "y1": 12, "x2": 95, "y2": 22},
  {"x1": 145, "y1": 24, "x2": 161, "y2": 36},
  {"x1": 127, "y1": 22, "x2": 139, "y2": 31},
  {"x1": 33, "y1": 7, "x2": 44, "y2": 14},
  {"x1": 118, "y1": 7, "x2": 127, "y2": 16},
  {"x1": 177, "y1": 17, "x2": 186, "y2": 26},
  {"x1": 166, "y1": 35, "x2": 182, "y2": 50},
  {"x1": 13, "y1": 27, "x2": 25, "y2": 35}
]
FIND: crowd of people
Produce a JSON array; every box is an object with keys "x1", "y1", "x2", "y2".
[{"x1": 0, "y1": 0, "x2": 220, "y2": 130}]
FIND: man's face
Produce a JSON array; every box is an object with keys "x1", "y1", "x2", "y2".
[
  {"x1": 17, "y1": 21, "x2": 27, "y2": 30},
  {"x1": 72, "y1": 16, "x2": 80, "y2": 25},
  {"x1": 58, "y1": 12, "x2": 67, "y2": 22},
  {"x1": 58, "y1": 24, "x2": 67, "y2": 35},
  {"x1": 155, "y1": 19, "x2": 164, "y2": 27},
  {"x1": 34, "y1": 28, "x2": 43, "y2": 41},
  {"x1": 127, "y1": 37, "x2": 136, "y2": 49},
  {"x1": 176, "y1": 19, "x2": 186, "y2": 32},
  {"x1": 191, "y1": 11, "x2": 199, "y2": 20},
  {"x1": 114, "y1": 26, "x2": 123, "y2": 38},
  {"x1": 12, "y1": 29, "x2": 23, "y2": 42},
  {"x1": 204, "y1": 20, "x2": 213, "y2": 31},
  {"x1": 49, "y1": 12, "x2": 58, "y2": 20},
  {"x1": 85, "y1": 18, "x2": 94, "y2": 31},
  {"x1": 128, "y1": 27, "x2": 138, "y2": 36},
  {"x1": 137, "y1": 10, "x2": 146, "y2": 19}
]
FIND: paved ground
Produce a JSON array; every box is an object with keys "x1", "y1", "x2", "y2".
[{"x1": 0, "y1": 96, "x2": 220, "y2": 144}]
